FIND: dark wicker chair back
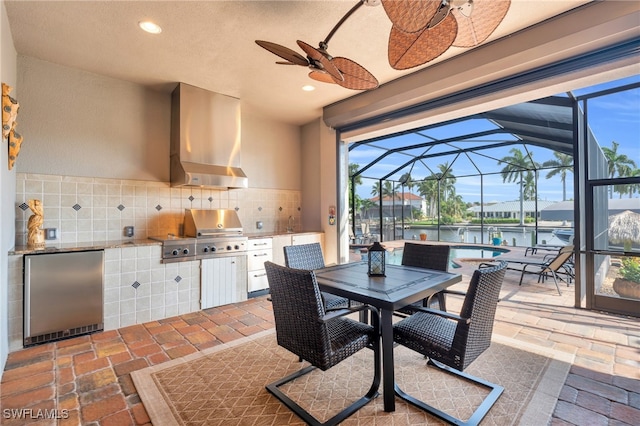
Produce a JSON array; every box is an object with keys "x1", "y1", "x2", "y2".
[
  {"x1": 401, "y1": 243, "x2": 450, "y2": 271},
  {"x1": 456, "y1": 261, "x2": 508, "y2": 369},
  {"x1": 265, "y1": 261, "x2": 371, "y2": 371},
  {"x1": 397, "y1": 243, "x2": 451, "y2": 313},
  {"x1": 283, "y1": 243, "x2": 349, "y2": 310},
  {"x1": 283, "y1": 243, "x2": 325, "y2": 270}
]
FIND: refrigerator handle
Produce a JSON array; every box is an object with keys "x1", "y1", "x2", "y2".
[{"x1": 23, "y1": 256, "x2": 31, "y2": 338}]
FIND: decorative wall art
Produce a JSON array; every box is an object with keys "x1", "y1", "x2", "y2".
[{"x1": 2, "y1": 82, "x2": 24, "y2": 170}]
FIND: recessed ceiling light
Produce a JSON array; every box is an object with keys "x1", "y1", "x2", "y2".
[
  {"x1": 138, "y1": 21, "x2": 162, "y2": 34},
  {"x1": 302, "y1": 85, "x2": 315, "y2": 92}
]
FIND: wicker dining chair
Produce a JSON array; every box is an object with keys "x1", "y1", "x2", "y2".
[
  {"x1": 393, "y1": 261, "x2": 508, "y2": 426},
  {"x1": 264, "y1": 261, "x2": 381, "y2": 426},
  {"x1": 283, "y1": 242, "x2": 350, "y2": 310},
  {"x1": 397, "y1": 243, "x2": 451, "y2": 314}
]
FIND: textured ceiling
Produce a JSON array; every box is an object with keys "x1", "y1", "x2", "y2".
[{"x1": 4, "y1": 0, "x2": 591, "y2": 126}]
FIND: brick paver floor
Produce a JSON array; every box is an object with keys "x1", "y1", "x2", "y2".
[{"x1": 1, "y1": 251, "x2": 638, "y2": 425}]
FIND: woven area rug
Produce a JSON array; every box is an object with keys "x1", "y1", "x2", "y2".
[{"x1": 132, "y1": 329, "x2": 573, "y2": 426}]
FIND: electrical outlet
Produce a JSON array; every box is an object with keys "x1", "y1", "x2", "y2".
[
  {"x1": 124, "y1": 226, "x2": 134, "y2": 237},
  {"x1": 44, "y1": 228, "x2": 57, "y2": 240},
  {"x1": 256, "y1": 221, "x2": 263, "y2": 230}
]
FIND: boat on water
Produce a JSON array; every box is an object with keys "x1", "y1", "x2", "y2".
[{"x1": 552, "y1": 229, "x2": 574, "y2": 243}]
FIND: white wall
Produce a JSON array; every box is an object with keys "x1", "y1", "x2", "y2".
[
  {"x1": 241, "y1": 106, "x2": 301, "y2": 190},
  {"x1": 16, "y1": 56, "x2": 303, "y2": 192},
  {"x1": 17, "y1": 56, "x2": 171, "y2": 181},
  {"x1": 0, "y1": 0, "x2": 18, "y2": 372},
  {"x1": 300, "y1": 118, "x2": 338, "y2": 264}
]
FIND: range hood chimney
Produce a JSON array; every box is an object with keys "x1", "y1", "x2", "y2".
[{"x1": 171, "y1": 83, "x2": 248, "y2": 189}]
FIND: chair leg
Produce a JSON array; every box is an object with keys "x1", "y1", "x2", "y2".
[
  {"x1": 266, "y1": 347, "x2": 381, "y2": 426},
  {"x1": 551, "y1": 272, "x2": 562, "y2": 296},
  {"x1": 394, "y1": 358, "x2": 504, "y2": 426}
]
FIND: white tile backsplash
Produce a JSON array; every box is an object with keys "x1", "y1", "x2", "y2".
[{"x1": 15, "y1": 173, "x2": 302, "y2": 246}]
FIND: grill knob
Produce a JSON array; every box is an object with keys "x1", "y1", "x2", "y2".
[
  {"x1": 203, "y1": 247, "x2": 209, "y2": 253},
  {"x1": 172, "y1": 249, "x2": 179, "y2": 256},
  {"x1": 226, "y1": 245, "x2": 232, "y2": 251},
  {"x1": 211, "y1": 246, "x2": 217, "y2": 252},
  {"x1": 234, "y1": 245, "x2": 240, "y2": 250},
  {"x1": 183, "y1": 248, "x2": 190, "y2": 255}
]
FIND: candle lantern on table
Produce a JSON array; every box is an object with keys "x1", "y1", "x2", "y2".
[{"x1": 367, "y1": 241, "x2": 386, "y2": 277}]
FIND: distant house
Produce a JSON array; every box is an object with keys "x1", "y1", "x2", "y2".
[
  {"x1": 541, "y1": 199, "x2": 640, "y2": 221},
  {"x1": 467, "y1": 200, "x2": 557, "y2": 220},
  {"x1": 367, "y1": 193, "x2": 425, "y2": 218}
]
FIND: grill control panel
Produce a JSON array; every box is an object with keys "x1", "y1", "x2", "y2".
[
  {"x1": 160, "y1": 239, "x2": 196, "y2": 263},
  {"x1": 196, "y1": 238, "x2": 247, "y2": 259}
]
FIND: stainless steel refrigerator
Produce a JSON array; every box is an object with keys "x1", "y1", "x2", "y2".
[{"x1": 24, "y1": 250, "x2": 104, "y2": 346}]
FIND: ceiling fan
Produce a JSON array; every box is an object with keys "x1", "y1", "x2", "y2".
[
  {"x1": 383, "y1": 0, "x2": 511, "y2": 70},
  {"x1": 256, "y1": 0, "x2": 511, "y2": 89},
  {"x1": 255, "y1": 0, "x2": 380, "y2": 91}
]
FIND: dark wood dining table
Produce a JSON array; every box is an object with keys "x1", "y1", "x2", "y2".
[{"x1": 314, "y1": 261, "x2": 462, "y2": 412}]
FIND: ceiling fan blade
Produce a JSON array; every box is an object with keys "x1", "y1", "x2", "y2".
[
  {"x1": 308, "y1": 70, "x2": 337, "y2": 84},
  {"x1": 388, "y1": 14, "x2": 457, "y2": 70},
  {"x1": 255, "y1": 40, "x2": 308, "y2": 66},
  {"x1": 452, "y1": 0, "x2": 510, "y2": 48},
  {"x1": 331, "y1": 57, "x2": 379, "y2": 90},
  {"x1": 381, "y1": 0, "x2": 440, "y2": 33},
  {"x1": 297, "y1": 40, "x2": 344, "y2": 82}
]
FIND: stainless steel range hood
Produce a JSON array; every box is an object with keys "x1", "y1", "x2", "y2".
[{"x1": 171, "y1": 83, "x2": 248, "y2": 189}]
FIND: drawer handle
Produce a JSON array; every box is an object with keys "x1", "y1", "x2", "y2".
[
  {"x1": 253, "y1": 273, "x2": 267, "y2": 278},
  {"x1": 253, "y1": 242, "x2": 269, "y2": 246},
  {"x1": 253, "y1": 253, "x2": 269, "y2": 257}
]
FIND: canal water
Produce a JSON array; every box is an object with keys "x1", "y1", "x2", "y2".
[{"x1": 388, "y1": 226, "x2": 568, "y2": 247}]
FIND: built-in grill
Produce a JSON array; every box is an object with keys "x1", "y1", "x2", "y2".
[{"x1": 150, "y1": 209, "x2": 247, "y2": 263}]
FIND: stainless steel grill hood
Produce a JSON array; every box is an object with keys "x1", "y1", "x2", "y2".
[{"x1": 171, "y1": 83, "x2": 248, "y2": 189}]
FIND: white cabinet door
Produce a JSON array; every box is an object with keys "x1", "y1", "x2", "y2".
[
  {"x1": 291, "y1": 233, "x2": 324, "y2": 246},
  {"x1": 201, "y1": 257, "x2": 247, "y2": 309},
  {"x1": 271, "y1": 235, "x2": 291, "y2": 266}
]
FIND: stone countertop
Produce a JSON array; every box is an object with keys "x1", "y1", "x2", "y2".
[
  {"x1": 9, "y1": 238, "x2": 160, "y2": 256},
  {"x1": 244, "y1": 231, "x2": 323, "y2": 239}
]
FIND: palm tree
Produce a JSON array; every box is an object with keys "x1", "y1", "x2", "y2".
[
  {"x1": 498, "y1": 148, "x2": 537, "y2": 225},
  {"x1": 360, "y1": 198, "x2": 376, "y2": 219},
  {"x1": 417, "y1": 178, "x2": 438, "y2": 219},
  {"x1": 542, "y1": 152, "x2": 573, "y2": 201},
  {"x1": 523, "y1": 171, "x2": 537, "y2": 201},
  {"x1": 436, "y1": 163, "x2": 456, "y2": 203},
  {"x1": 371, "y1": 181, "x2": 381, "y2": 198},
  {"x1": 397, "y1": 172, "x2": 414, "y2": 220},
  {"x1": 602, "y1": 141, "x2": 637, "y2": 198}
]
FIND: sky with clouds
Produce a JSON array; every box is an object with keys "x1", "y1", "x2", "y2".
[{"x1": 349, "y1": 75, "x2": 639, "y2": 204}]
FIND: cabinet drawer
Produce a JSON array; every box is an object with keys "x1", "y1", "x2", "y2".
[
  {"x1": 248, "y1": 238, "x2": 272, "y2": 250},
  {"x1": 248, "y1": 270, "x2": 269, "y2": 292},
  {"x1": 248, "y1": 250, "x2": 272, "y2": 271}
]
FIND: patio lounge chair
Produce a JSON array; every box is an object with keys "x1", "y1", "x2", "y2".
[
  {"x1": 393, "y1": 261, "x2": 508, "y2": 426},
  {"x1": 283, "y1": 242, "x2": 350, "y2": 310},
  {"x1": 492, "y1": 245, "x2": 574, "y2": 295},
  {"x1": 264, "y1": 262, "x2": 381, "y2": 426}
]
